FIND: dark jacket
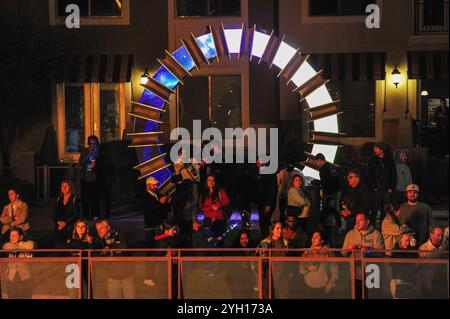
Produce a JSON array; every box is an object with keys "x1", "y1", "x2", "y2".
[
  {"x1": 365, "y1": 155, "x2": 397, "y2": 191},
  {"x1": 66, "y1": 237, "x2": 91, "y2": 250},
  {"x1": 52, "y1": 195, "x2": 82, "y2": 230},
  {"x1": 142, "y1": 190, "x2": 170, "y2": 229},
  {"x1": 319, "y1": 163, "x2": 343, "y2": 195},
  {"x1": 341, "y1": 182, "x2": 371, "y2": 218},
  {"x1": 282, "y1": 227, "x2": 308, "y2": 250},
  {"x1": 399, "y1": 202, "x2": 432, "y2": 246},
  {"x1": 255, "y1": 170, "x2": 278, "y2": 209},
  {"x1": 91, "y1": 228, "x2": 126, "y2": 251},
  {"x1": 66, "y1": 237, "x2": 92, "y2": 257},
  {"x1": 79, "y1": 146, "x2": 101, "y2": 182}
]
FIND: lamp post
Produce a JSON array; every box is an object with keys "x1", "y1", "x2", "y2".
[
  {"x1": 391, "y1": 65, "x2": 401, "y2": 88},
  {"x1": 140, "y1": 68, "x2": 150, "y2": 85}
]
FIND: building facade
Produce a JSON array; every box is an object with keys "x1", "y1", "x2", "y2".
[{"x1": 0, "y1": 0, "x2": 448, "y2": 187}]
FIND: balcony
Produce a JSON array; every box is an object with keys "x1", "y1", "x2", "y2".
[
  {"x1": 0, "y1": 248, "x2": 448, "y2": 299},
  {"x1": 415, "y1": 0, "x2": 449, "y2": 34}
]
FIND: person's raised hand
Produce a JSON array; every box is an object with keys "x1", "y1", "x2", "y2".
[
  {"x1": 193, "y1": 222, "x2": 200, "y2": 232},
  {"x1": 340, "y1": 209, "x2": 351, "y2": 217}
]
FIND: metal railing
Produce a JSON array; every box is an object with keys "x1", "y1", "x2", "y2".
[
  {"x1": 415, "y1": 0, "x2": 449, "y2": 34},
  {"x1": 0, "y1": 248, "x2": 448, "y2": 299}
]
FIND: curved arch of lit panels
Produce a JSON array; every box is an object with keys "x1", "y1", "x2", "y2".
[{"x1": 128, "y1": 23, "x2": 344, "y2": 196}]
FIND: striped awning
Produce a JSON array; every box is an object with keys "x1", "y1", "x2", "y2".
[
  {"x1": 54, "y1": 54, "x2": 134, "y2": 83},
  {"x1": 407, "y1": 51, "x2": 449, "y2": 80},
  {"x1": 306, "y1": 52, "x2": 386, "y2": 81}
]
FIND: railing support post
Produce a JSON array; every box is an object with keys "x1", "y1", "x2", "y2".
[{"x1": 43, "y1": 165, "x2": 49, "y2": 203}]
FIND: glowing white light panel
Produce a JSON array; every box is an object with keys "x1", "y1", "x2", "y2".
[
  {"x1": 302, "y1": 167, "x2": 320, "y2": 180},
  {"x1": 271, "y1": 42, "x2": 297, "y2": 70},
  {"x1": 289, "y1": 60, "x2": 339, "y2": 173},
  {"x1": 251, "y1": 31, "x2": 270, "y2": 58},
  {"x1": 290, "y1": 61, "x2": 317, "y2": 88},
  {"x1": 224, "y1": 29, "x2": 243, "y2": 54}
]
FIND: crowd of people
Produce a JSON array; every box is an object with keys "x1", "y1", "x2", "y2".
[{"x1": 0, "y1": 137, "x2": 449, "y2": 299}]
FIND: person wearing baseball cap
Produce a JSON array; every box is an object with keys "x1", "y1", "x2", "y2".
[
  {"x1": 406, "y1": 184, "x2": 419, "y2": 192},
  {"x1": 398, "y1": 183, "x2": 432, "y2": 246},
  {"x1": 142, "y1": 176, "x2": 171, "y2": 287},
  {"x1": 142, "y1": 176, "x2": 171, "y2": 239}
]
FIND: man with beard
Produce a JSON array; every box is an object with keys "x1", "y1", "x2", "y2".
[
  {"x1": 282, "y1": 212, "x2": 308, "y2": 250},
  {"x1": 342, "y1": 213, "x2": 384, "y2": 298},
  {"x1": 340, "y1": 170, "x2": 371, "y2": 232},
  {"x1": 399, "y1": 184, "x2": 432, "y2": 246}
]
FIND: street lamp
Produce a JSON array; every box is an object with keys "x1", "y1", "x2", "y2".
[
  {"x1": 421, "y1": 90, "x2": 429, "y2": 96},
  {"x1": 140, "y1": 68, "x2": 150, "y2": 85},
  {"x1": 391, "y1": 65, "x2": 401, "y2": 88}
]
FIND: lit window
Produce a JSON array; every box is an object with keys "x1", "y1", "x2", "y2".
[
  {"x1": 56, "y1": 0, "x2": 123, "y2": 17},
  {"x1": 57, "y1": 83, "x2": 127, "y2": 161},
  {"x1": 64, "y1": 85, "x2": 85, "y2": 153},
  {"x1": 50, "y1": 0, "x2": 129, "y2": 26},
  {"x1": 179, "y1": 75, "x2": 242, "y2": 135},
  {"x1": 176, "y1": 0, "x2": 241, "y2": 17},
  {"x1": 309, "y1": 0, "x2": 376, "y2": 16}
]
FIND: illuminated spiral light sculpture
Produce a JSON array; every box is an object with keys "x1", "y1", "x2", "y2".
[{"x1": 128, "y1": 23, "x2": 345, "y2": 195}]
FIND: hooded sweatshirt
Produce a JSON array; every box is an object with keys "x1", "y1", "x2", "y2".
[
  {"x1": 342, "y1": 225, "x2": 384, "y2": 278},
  {"x1": 342, "y1": 225, "x2": 385, "y2": 255}
]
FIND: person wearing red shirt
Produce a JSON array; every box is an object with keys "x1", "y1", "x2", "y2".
[{"x1": 195, "y1": 175, "x2": 230, "y2": 240}]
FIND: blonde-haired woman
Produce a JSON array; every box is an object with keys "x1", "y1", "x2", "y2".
[
  {"x1": 67, "y1": 219, "x2": 93, "y2": 250},
  {"x1": 66, "y1": 218, "x2": 91, "y2": 299},
  {"x1": 53, "y1": 180, "x2": 82, "y2": 248}
]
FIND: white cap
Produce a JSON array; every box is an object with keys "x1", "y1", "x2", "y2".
[
  {"x1": 146, "y1": 177, "x2": 159, "y2": 185},
  {"x1": 406, "y1": 184, "x2": 419, "y2": 192}
]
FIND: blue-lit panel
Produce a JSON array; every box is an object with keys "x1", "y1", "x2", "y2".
[
  {"x1": 196, "y1": 33, "x2": 217, "y2": 60},
  {"x1": 139, "y1": 89, "x2": 165, "y2": 109},
  {"x1": 172, "y1": 46, "x2": 196, "y2": 71},
  {"x1": 143, "y1": 120, "x2": 161, "y2": 134},
  {"x1": 142, "y1": 120, "x2": 161, "y2": 161},
  {"x1": 153, "y1": 66, "x2": 180, "y2": 90}
]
